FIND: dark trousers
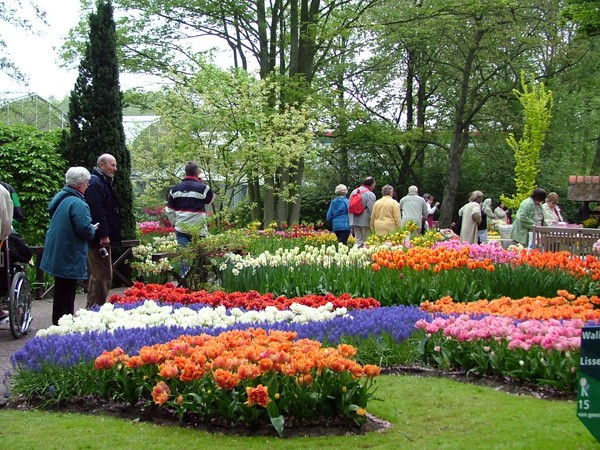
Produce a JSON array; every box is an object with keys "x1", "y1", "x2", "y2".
[
  {"x1": 53, "y1": 277, "x2": 77, "y2": 326},
  {"x1": 334, "y1": 230, "x2": 351, "y2": 246}
]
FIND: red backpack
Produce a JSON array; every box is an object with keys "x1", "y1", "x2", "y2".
[{"x1": 348, "y1": 187, "x2": 366, "y2": 215}]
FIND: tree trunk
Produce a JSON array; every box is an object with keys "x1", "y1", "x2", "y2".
[
  {"x1": 288, "y1": 157, "x2": 304, "y2": 224},
  {"x1": 263, "y1": 176, "x2": 275, "y2": 226},
  {"x1": 438, "y1": 29, "x2": 483, "y2": 229}
]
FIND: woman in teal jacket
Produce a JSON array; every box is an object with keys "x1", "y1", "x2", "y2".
[
  {"x1": 40, "y1": 167, "x2": 98, "y2": 325},
  {"x1": 510, "y1": 188, "x2": 547, "y2": 247}
]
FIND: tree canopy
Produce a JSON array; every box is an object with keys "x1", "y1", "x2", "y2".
[{"x1": 63, "y1": 0, "x2": 136, "y2": 239}]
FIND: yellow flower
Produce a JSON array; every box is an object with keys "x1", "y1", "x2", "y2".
[{"x1": 356, "y1": 407, "x2": 367, "y2": 416}]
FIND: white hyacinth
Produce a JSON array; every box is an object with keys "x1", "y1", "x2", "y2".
[{"x1": 36, "y1": 299, "x2": 350, "y2": 337}]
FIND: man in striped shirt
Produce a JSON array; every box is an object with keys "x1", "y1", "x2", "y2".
[{"x1": 165, "y1": 161, "x2": 215, "y2": 250}]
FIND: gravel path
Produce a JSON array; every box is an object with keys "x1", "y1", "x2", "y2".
[{"x1": 0, "y1": 288, "x2": 126, "y2": 401}]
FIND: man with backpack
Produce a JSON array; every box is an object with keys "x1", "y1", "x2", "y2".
[{"x1": 348, "y1": 177, "x2": 376, "y2": 247}]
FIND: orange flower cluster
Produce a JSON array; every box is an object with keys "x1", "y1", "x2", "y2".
[
  {"x1": 246, "y1": 384, "x2": 270, "y2": 407},
  {"x1": 94, "y1": 328, "x2": 381, "y2": 407},
  {"x1": 152, "y1": 381, "x2": 170, "y2": 406},
  {"x1": 420, "y1": 290, "x2": 600, "y2": 320},
  {"x1": 371, "y1": 246, "x2": 495, "y2": 273},
  {"x1": 513, "y1": 250, "x2": 600, "y2": 280}
]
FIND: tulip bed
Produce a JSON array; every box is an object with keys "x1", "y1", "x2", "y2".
[
  {"x1": 7, "y1": 227, "x2": 600, "y2": 437},
  {"x1": 219, "y1": 241, "x2": 600, "y2": 304},
  {"x1": 9, "y1": 287, "x2": 427, "y2": 436}
]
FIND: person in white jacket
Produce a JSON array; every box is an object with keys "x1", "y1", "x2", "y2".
[
  {"x1": 542, "y1": 192, "x2": 564, "y2": 225},
  {"x1": 0, "y1": 183, "x2": 13, "y2": 242},
  {"x1": 0, "y1": 183, "x2": 13, "y2": 320}
]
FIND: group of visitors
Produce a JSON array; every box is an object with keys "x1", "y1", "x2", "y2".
[
  {"x1": 2, "y1": 157, "x2": 214, "y2": 327},
  {"x1": 511, "y1": 188, "x2": 565, "y2": 247},
  {"x1": 38, "y1": 154, "x2": 121, "y2": 325},
  {"x1": 326, "y1": 177, "x2": 439, "y2": 247},
  {"x1": 327, "y1": 177, "x2": 566, "y2": 251},
  {"x1": 456, "y1": 187, "x2": 565, "y2": 248}
]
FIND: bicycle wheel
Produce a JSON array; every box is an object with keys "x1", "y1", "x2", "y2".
[{"x1": 9, "y1": 271, "x2": 32, "y2": 338}]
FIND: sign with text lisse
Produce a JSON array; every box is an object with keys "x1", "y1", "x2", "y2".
[{"x1": 578, "y1": 327, "x2": 600, "y2": 442}]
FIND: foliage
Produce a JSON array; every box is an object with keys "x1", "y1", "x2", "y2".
[
  {"x1": 300, "y1": 183, "x2": 332, "y2": 228},
  {"x1": 562, "y1": 0, "x2": 600, "y2": 37},
  {"x1": 131, "y1": 66, "x2": 322, "y2": 225},
  {"x1": 501, "y1": 72, "x2": 553, "y2": 210},
  {"x1": 0, "y1": 123, "x2": 65, "y2": 245},
  {"x1": 360, "y1": 0, "x2": 561, "y2": 229},
  {"x1": 583, "y1": 217, "x2": 600, "y2": 228},
  {"x1": 0, "y1": 0, "x2": 46, "y2": 83},
  {"x1": 62, "y1": 0, "x2": 136, "y2": 239}
]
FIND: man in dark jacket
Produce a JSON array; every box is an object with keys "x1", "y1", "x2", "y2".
[{"x1": 85, "y1": 154, "x2": 121, "y2": 308}]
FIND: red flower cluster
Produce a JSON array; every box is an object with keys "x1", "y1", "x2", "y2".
[{"x1": 109, "y1": 282, "x2": 380, "y2": 310}]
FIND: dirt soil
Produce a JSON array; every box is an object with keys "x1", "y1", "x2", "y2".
[
  {"x1": 382, "y1": 365, "x2": 576, "y2": 401},
  {"x1": 4, "y1": 366, "x2": 575, "y2": 437}
]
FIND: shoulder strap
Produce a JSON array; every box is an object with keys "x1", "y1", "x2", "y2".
[{"x1": 49, "y1": 192, "x2": 76, "y2": 217}]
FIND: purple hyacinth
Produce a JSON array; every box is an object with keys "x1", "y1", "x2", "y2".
[{"x1": 11, "y1": 306, "x2": 430, "y2": 373}]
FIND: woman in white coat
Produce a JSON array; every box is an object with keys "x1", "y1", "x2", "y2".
[{"x1": 458, "y1": 191, "x2": 483, "y2": 244}]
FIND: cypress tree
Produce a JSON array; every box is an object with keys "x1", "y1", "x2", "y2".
[{"x1": 62, "y1": 0, "x2": 136, "y2": 239}]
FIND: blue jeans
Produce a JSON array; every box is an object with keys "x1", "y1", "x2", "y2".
[{"x1": 176, "y1": 231, "x2": 191, "y2": 277}]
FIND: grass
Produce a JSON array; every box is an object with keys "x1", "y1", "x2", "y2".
[{"x1": 0, "y1": 374, "x2": 595, "y2": 450}]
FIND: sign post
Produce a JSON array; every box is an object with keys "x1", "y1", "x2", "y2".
[{"x1": 578, "y1": 326, "x2": 600, "y2": 442}]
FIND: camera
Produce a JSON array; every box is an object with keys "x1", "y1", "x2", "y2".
[{"x1": 99, "y1": 247, "x2": 109, "y2": 258}]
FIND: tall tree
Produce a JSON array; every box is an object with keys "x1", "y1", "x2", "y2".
[
  {"x1": 359, "y1": 0, "x2": 574, "y2": 228},
  {"x1": 70, "y1": 0, "x2": 380, "y2": 226},
  {"x1": 63, "y1": 0, "x2": 135, "y2": 239}
]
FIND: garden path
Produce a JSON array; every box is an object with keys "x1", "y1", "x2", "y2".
[{"x1": 0, "y1": 287, "x2": 127, "y2": 401}]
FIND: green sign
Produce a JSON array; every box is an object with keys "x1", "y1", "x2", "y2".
[{"x1": 578, "y1": 327, "x2": 600, "y2": 442}]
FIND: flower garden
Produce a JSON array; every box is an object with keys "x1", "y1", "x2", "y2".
[{"x1": 6, "y1": 223, "x2": 600, "y2": 439}]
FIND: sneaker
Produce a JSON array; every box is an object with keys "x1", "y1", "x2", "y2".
[{"x1": 0, "y1": 309, "x2": 8, "y2": 320}]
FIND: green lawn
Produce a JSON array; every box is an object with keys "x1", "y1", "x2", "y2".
[{"x1": 0, "y1": 374, "x2": 596, "y2": 450}]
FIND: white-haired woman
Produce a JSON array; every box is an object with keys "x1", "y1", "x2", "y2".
[
  {"x1": 371, "y1": 185, "x2": 401, "y2": 235},
  {"x1": 326, "y1": 184, "x2": 351, "y2": 245},
  {"x1": 458, "y1": 190, "x2": 483, "y2": 244},
  {"x1": 40, "y1": 167, "x2": 98, "y2": 325}
]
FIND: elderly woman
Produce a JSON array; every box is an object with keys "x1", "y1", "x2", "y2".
[
  {"x1": 326, "y1": 184, "x2": 351, "y2": 245},
  {"x1": 370, "y1": 185, "x2": 401, "y2": 235},
  {"x1": 542, "y1": 192, "x2": 564, "y2": 225},
  {"x1": 494, "y1": 201, "x2": 509, "y2": 224},
  {"x1": 511, "y1": 187, "x2": 547, "y2": 247},
  {"x1": 477, "y1": 198, "x2": 497, "y2": 244},
  {"x1": 40, "y1": 167, "x2": 98, "y2": 325},
  {"x1": 458, "y1": 191, "x2": 483, "y2": 244}
]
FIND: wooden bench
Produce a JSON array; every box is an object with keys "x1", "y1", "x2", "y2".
[
  {"x1": 531, "y1": 226, "x2": 600, "y2": 257},
  {"x1": 30, "y1": 239, "x2": 140, "y2": 299}
]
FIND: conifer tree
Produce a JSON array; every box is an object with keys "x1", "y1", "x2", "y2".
[{"x1": 62, "y1": 0, "x2": 136, "y2": 239}]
